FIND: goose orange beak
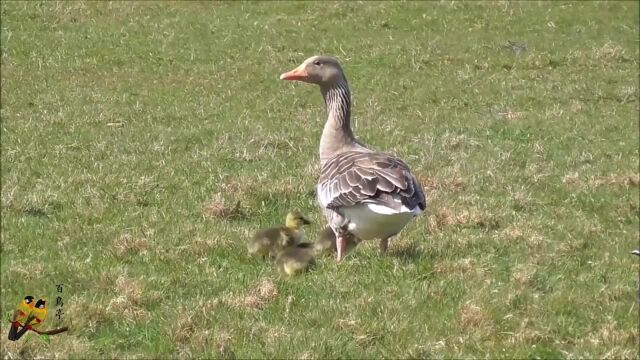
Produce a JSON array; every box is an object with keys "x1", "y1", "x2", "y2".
[{"x1": 280, "y1": 67, "x2": 309, "y2": 81}]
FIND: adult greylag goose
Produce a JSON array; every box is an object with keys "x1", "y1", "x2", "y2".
[{"x1": 280, "y1": 55, "x2": 427, "y2": 261}]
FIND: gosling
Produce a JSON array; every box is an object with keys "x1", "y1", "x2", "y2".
[
  {"x1": 248, "y1": 211, "x2": 311, "y2": 259},
  {"x1": 275, "y1": 243, "x2": 315, "y2": 276}
]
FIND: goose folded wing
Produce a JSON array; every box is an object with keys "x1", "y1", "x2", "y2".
[{"x1": 317, "y1": 151, "x2": 426, "y2": 212}]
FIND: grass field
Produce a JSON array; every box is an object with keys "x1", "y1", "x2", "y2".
[{"x1": 1, "y1": 1, "x2": 639, "y2": 358}]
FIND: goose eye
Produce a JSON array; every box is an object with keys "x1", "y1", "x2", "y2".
[{"x1": 313, "y1": 60, "x2": 321, "y2": 66}]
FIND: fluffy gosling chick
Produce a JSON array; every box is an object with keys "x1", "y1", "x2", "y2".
[
  {"x1": 275, "y1": 243, "x2": 315, "y2": 276},
  {"x1": 248, "y1": 211, "x2": 311, "y2": 259},
  {"x1": 314, "y1": 227, "x2": 361, "y2": 258}
]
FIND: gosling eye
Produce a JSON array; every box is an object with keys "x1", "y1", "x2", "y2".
[{"x1": 313, "y1": 60, "x2": 321, "y2": 66}]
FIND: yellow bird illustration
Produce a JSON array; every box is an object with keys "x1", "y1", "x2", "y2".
[
  {"x1": 7, "y1": 296, "x2": 35, "y2": 341},
  {"x1": 8, "y1": 296, "x2": 68, "y2": 341},
  {"x1": 25, "y1": 298, "x2": 48, "y2": 330}
]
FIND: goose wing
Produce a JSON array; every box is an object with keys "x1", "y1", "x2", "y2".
[{"x1": 317, "y1": 151, "x2": 426, "y2": 212}]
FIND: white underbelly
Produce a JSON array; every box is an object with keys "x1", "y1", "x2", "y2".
[{"x1": 340, "y1": 203, "x2": 421, "y2": 240}]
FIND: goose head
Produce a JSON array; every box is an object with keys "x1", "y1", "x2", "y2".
[
  {"x1": 280, "y1": 55, "x2": 346, "y2": 86},
  {"x1": 285, "y1": 211, "x2": 311, "y2": 229}
]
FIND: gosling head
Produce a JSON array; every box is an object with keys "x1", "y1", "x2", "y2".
[
  {"x1": 285, "y1": 211, "x2": 311, "y2": 229},
  {"x1": 280, "y1": 55, "x2": 346, "y2": 87}
]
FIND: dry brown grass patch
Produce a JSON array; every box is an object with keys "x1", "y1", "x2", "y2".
[
  {"x1": 557, "y1": 238, "x2": 588, "y2": 255},
  {"x1": 427, "y1": 207, "x2": 499, "y2": 233},
  {"x1": 586, "y1": 321, "x2": 637, "y2": 347},
  {"x1": 184, "y1": 236, "x2": 222, "y2": 258},
  {"x1": 427, "y1": 207, "x2": 455, "y2": 231},
  {"x1": 562, "y1": 172, "x2": 580, "y2": 186},
  {"x1": 501, "y1": 224, "x2": 524, "y2": 242},
  {"x1": 589, "y1": 174, "x2": 639, "y2": 188},
  {"x1": 168, "y1": 303, "x2": 234, "y2": 357},
  {"x1": 217, "y1": 180, "x2": 253, "y2": 199},
  {"x1": 202, "y1": 193, "x2": 243, "y2": 220},
  {"x1": 170, "y1": 317, "x2": 210, "y2": 358},
  {"x1": 65, "y1": 298, "x2": 110, "y2": 335},
  {"x1": 563, "y1": 173, "x2": 639, "y2": 188},
  {"x1": 335, "y1": 318, "x2": 358, "y2": 331},
  {"x1": 248, "y1": 136, "x2": 300, "y2": 155},
  {"x1": 213, "y1": 330, "x2": 235, "y2": 358},
  {"x1": 499, "y1": 221, "x2": 545, "y2": 249},
  {"x1": 223, "y1": 278, "x2": 278, "y2": 311},
  {"x1": 105, "y1": 275, "x2": 150, "y2": 323},
  {"x1": 0, "y1": 324, "x2": 92, "y2": 359},
  {"x1": 614, "y1": 201, "x2": 639, "y2": 222},
  {"x1": 333, "y1": 319, "x2": 382, "y2": 349},
  {"x1": 506, "y1": 318, "x2": 552, "y2": 344},
  {"x1": 110, "y1": 233, "x2": 150, "y2": 257},
  {"x1": 6, "y1": 261, "x2": 45, "y2": 281},
  {"x1": 511, "y1": 264, "x2": 537, "y2": 288},
  {"x1": 106, "y1": 296, "x2": 150, "y2": 323},
  {"x1": 296, "y1": 351, "x2": 318, "y2": 360},
  {"x1": 511, "y1": 190, "x2": 534, "y2": 210},
  {"x1": 592, "y1": 41, "x2": 626, "y2": 61},
  {"x1": 270, "y1": 177, "x2": 308, "y2": 196},
  {"x1": 570, "y1": 99, "x2": 585, "y2": 113},
  {"x1": 169, "y1": 313, "x2": 197, "y2": 346},
  {"x1": 418, "y1": 175, "x2": 465, "y2": 194},
  {"x1": 498, "y1": 109, "x2": 525, "y2": 121},
  {"x1": 163, "y1": 236, "x2": 227, "y2": 263},
  {"x1": 598, "y1": 348, "x2": 639, "y2": 360},
  {"x1": 434, "y1": 258, "x2": 490, "y2": 279},
  {"x1": 115, "y1": 275, "x2": 143, "y2": 303},
  {"x1": 439, "y1": 133, "x2": 478, "y2": 151},
  {"x1": 457, "y1": 302, "x2": 494, "y2": 334}
]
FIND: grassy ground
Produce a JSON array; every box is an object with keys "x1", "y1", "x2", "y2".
[{"x1": 1, "y1": 1, "x2": 638, "y2": 358}]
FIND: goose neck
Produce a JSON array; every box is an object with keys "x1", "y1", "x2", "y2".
[{"x1": 319, "y1": 80, "x2": 357, "y2": 164}]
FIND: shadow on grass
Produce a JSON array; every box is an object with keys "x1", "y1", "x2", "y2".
[
  {"x1": 388, "y1": 242, "x2": 424, "y2": 262},
  {"x1": 22, "y1": 207, "x2": 49, "y2": 218}
]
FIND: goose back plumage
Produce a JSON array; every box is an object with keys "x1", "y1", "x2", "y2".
[{"x1": 317, "y1": 151, "x2": 426, "y2": 212}]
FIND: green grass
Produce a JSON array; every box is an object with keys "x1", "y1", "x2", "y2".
[{"x1": 1, "y1": 1, "x2": 638, "y2": 358}]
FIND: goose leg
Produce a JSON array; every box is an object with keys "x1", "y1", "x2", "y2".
[
  {"x1": 334, "y1": 220, "x2": 350, "y2": 262},
  {"x1": 379, "y1": 237, "x2": 390, "y2": 254},
  {"x1": 336, "y1": 236, "x2": 346, "y2": 262}
]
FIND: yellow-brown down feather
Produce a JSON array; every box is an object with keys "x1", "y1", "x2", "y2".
[
  {"x1": 275, "y1": 243, "x2": 315, "y2": 276},
  {"x1": 248, "y1": 211, "x2": 311, "y2": 259}
]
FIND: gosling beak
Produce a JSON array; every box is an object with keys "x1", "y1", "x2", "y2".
[
  {"x1": 301, "y1": 217, "x2": 311, "y2": 225},
  {"x1": 280, "y1": 66, "x2": 310, "y2": 82}
]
